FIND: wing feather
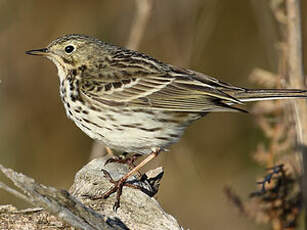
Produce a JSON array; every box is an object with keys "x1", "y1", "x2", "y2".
[{"x1": 79, "y1": 52, "x2": 244, "y2": 113}]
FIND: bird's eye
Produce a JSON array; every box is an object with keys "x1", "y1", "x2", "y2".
[{"x1": 64, "y1": 45, "x2": 75, "y2": 53}]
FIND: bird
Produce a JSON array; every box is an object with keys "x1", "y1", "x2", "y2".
[{"x1": 26, "y1": 34, "x2": 307, "y2": 209}]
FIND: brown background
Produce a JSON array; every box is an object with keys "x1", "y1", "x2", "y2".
[{"x1": 0, "y1": 1, "x2": 306, "y2": 229}]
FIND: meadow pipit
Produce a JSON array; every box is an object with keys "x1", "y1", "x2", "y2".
[{"x1": 26, "y1": 34, "x2": 307, "y2": 209}]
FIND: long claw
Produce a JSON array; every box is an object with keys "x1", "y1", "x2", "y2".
[
  {"x1": 104, "y1": 158, "x2": 114, "y2": 166},
  {"x1": 101, "y1": 169, "x2": 115, "y2": 182}
]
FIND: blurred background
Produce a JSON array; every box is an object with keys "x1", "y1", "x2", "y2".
[{"x1": 0, "y1": 0, "x2": 306, "y2": 229}]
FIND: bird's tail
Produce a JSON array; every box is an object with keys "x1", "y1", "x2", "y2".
[{"x1": 231, "y1": 89, "x2": 307, "y2": 103}]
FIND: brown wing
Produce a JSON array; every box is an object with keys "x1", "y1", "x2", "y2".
[{"x1": 79, "y1": 49, "x2": 245, "y2": 113}]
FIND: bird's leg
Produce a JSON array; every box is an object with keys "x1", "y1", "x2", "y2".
[
  {"x1": 105, "y1": 146, "x2": 113, "y2": 156},
  {"x1": 98, "y1": 148, "x2": 161, "y2": 211}
]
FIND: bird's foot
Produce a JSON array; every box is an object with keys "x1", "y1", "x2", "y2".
[
  {"x1": 105, "y1": 153, "x2": 142, "y2": 169},
  {"x1": 85, "y1": 150, "x2": 161, "y2": 210},
  {"x1": 90, "y1": 169, "x2": 142, "y2": 211}
]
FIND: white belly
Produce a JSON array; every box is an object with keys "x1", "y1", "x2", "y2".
[{"x1": 60, "y1": 78, "x2": 198, "y2": 154}]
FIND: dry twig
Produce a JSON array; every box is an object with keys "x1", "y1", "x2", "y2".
[{"x1": 226, "y1": 0, "x2": 306, "y2": 229}]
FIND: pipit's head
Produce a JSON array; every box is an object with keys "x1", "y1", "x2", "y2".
[{"x1": 26, "y1": 34, "x2": 106, "y2": 79}]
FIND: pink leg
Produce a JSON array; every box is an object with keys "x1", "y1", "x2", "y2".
[{"x1": 94, "y1": 148, "x2": 161, "y2": 210}]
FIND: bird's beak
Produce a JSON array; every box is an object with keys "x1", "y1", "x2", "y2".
[{"x1": 25, "y1": 48, "x2": 49, "y2": 56}]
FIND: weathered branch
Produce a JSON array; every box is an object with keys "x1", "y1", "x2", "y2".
[{"x1": 0, "y1": 157, "x2": 183, "y2": 230}]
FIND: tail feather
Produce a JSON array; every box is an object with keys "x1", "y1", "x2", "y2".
[{"x1": 231, "y1": 89, "x2": 307, "y2": 103}]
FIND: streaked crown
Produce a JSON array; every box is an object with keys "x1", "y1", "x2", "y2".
[{"x1": 26, "y1": 34, "x2": 110, "y2": 69}]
